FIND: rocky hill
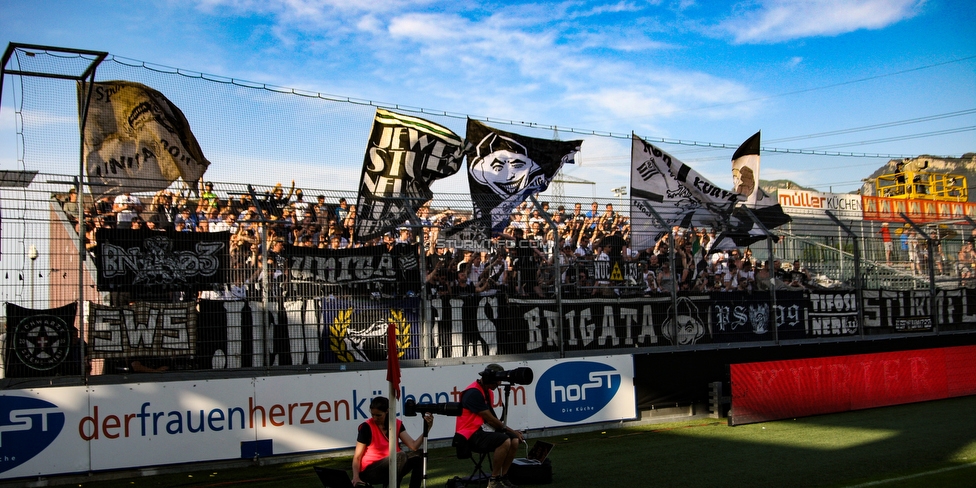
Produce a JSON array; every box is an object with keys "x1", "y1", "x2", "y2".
[
  {"x1": 759, "y1": 179, "x2": 817, "y2": 193},
  {"x1": 860, "y1": 154, "x2": 976, "y2": 198}
]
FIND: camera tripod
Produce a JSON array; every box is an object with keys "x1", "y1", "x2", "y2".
[{"x1": 420, "y1": 415, "x2": 431, "y2": 488}]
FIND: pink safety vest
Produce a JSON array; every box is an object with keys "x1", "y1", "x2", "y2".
[
  {"x1": 361, "y1": 417, "x2": 403, "y2": 469},
  {"x1": 455, "y1": 380, "x2": 494, "y2": 439}
]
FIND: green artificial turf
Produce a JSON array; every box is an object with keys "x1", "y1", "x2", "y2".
[{"x1": 45, "y1": 395, "x2": 976, "y2": 487}]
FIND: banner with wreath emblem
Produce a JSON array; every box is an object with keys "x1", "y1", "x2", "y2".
[{"x1": 321, "y1": 297, "x2": 420, "y2": 363}]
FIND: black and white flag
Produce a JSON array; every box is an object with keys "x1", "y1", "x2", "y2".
[
  {"x1": 81, "y1": 80, "x2": 211, "y2": 195},
  {"x1": 465, "y1": 119, "x2": 582, "y2": 233},
  {"x1": 629, "y1": 134, "x2": 741, "y2": 250},
  {"x1": 722, "y1": 131, "x2": 791, "y2": 247},
  {"x1": 355, "y1": 109, "x2": 464, "y2": 240},
  {"x1": 95, "y1": 229, "x2": 229, "y2": 292}
]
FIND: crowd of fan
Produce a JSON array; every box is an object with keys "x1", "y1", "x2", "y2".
[{"x1": 58, "y1": 181, "x2": 818, "y2": 300}]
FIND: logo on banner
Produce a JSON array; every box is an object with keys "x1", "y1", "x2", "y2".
[
  {"x1": 12, "y1": 314, "x2": 72, "y2": 371},
  {"x1": 0, "y1": 396, "x2": 65, "y2": 474},
  {"x1": 535, "y1": 362, "x2": 621, "y2": 422},
  {"x1": 330, "y1": 308, "x2": 411, "y2": 362},
  {"x1": 100, "y1": 235, "x2": 223, "y2": 286}
]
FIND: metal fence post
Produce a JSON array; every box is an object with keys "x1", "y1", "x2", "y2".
[
  {"x1": 529, "y1": 195, "x2": 564, "y2": 357},
  {"x1": 826, "y1": 211, "x2": 865, "y2": 339},
  {"x1": 901, "y1": 213, "x2": 938, "y2": 334}
]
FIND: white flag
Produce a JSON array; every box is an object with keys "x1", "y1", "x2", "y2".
[{"x1": 629, "y1": 134, "x2": 740, "y2": 250}]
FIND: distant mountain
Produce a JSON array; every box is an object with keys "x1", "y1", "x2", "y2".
[{"x1": 759, "y1": 179, "x2": 817, "y2": 193}]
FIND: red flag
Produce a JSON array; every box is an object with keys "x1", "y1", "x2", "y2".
[{"x1": 386, "y1": 322, "x2": 401, "y2": 399}]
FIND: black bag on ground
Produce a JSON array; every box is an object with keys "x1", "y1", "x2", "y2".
[
  {"x1": 508, "y1": 459, "x2": 552, "y2": 485},
  {"x1": 445, "y1": 476, "x2": 466, "y2": 488}
]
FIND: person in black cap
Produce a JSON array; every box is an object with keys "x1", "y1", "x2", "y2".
[{"x1": 455, "y1": 364, "x2": 524, "y2": 488}]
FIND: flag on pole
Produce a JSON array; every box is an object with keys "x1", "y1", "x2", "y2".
[
  {"x1": 724, "y1": 131, "x2": 791, "y2": 246},
  {"x1": 355, "y1": 108, "x2": 464, "y2": 240},
  {"x1": 81, "y1": 80, "x2": 211, "y2": 196},
  {"x1": 732, "y1": 131, "x2": 762, "y2": 206},
  {"x1": 386, "y1": 320, "x2": 400, "y2": 488},
  {"x1": 465, "y1": 119, "x2": 582, "y2": 234},
  {"x1": 386, "y1": 322, "x2": 401, "y2": 399},
  {"x1": 629, "y1": 134, "x2": 741, "y2": 250}
]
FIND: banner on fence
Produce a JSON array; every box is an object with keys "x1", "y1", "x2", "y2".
[
  {"x1": 322, "y1": 297, "x2": 420, "y2": 363},
  {"x1": 3, "y1": 302, "x2": 80, "y2": 378},
  {"x1": 808, "y1": 291, "x2": 859, "y2": 336},
  {"x1": 94, "y1": 229, "x2": 229, "y2": 292},
  {"x1": 708, "y1": 291, "x2": 808, "y2": 342},
  {"x1": 87, "y1": 302, "x2": 197, "y2": 360},
  {"x1": 284, "y1": 243, "x2": 421, "y2": 294}
]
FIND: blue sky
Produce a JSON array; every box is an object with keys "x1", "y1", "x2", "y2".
[{"x1": 1, "y1": 0, "x2": 974, "y2": 197}]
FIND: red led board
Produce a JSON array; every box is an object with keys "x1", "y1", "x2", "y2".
[{"x1": 729, "y1": 345, "x2": 976, "y2": 425}]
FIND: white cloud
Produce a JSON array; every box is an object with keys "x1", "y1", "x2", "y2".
[
  {"x1": 189, "y1": 0, "x2": 764, "y2": 132},
  {"x1": 719, "y1": 0, "x2": 925, "y2": 44}
]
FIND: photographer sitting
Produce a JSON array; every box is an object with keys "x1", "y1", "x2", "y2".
[
  {"x1": 352, "y1": 396, "x2": 433, "y2": 488},
  {"x1": 456, "y1": 364, "x2": 525, "y2": 488}
]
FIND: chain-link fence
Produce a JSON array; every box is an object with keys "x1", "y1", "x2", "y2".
[
  {"x1": 3, "y1": 45, "x2": 976, "y2": 386},
  {"x1": 2, "y1": 173, "x2": 976, "y2": 384}
]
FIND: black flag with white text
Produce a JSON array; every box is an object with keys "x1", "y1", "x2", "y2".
[{"x1": 355, "y1": 109, "x2": 464, "y2": 240}]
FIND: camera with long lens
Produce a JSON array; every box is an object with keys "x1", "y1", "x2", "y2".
[
  {"x1": 481, "y1": 366, "x2": 534, "y2": 385},
  {"x1": 404, "y1": 398, "x2": 463, "y2": 417}
]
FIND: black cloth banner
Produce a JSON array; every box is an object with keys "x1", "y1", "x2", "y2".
[
  {"x1": 589, "y1": 260, "x2": 641, "y2": 284},
  {"x1": 197, "y1": 299, "x2": 328, "y2": 368},
  {"x1": 94, "y1": 229, "x2": 229, "y2": 292},
  {"x1": 197, "y1": 300, "x2": 257, "y2": 370},
  {"x1": 4, "y1": 302, "x2": 80, "y2": 377},
  {"x1": 427, "y1": 295, "x2": 509, "y2": 358},
  {"x1": 465, "y1": 119, "x2": 582, "y2": 234},
  {"x1": 862, "y1": 288, "x2": 976, "y2": 331},
  {"x1": 67, "y1": 288, "x2": 976, "y2": 375},
  {"x1": 321, "y1": 297, "x2": 420, "y2": 363},
  {"x1": 355, "y1": 109, "x2": 464, "y2": 240},
  {"x1": 284, "y1": 243, "x2": 421, "y2": 295},
  {"x1": 509, "y1": 295, "x2": 713, "y2": 352},
  {"x1": 437, "y1": 219, "x2": 493, "y2": 252},
  {"x1": 808, "y1": 290, "x2": 859, "y2": 336},
  {"x1": 87, "y1": 302, "x2": 197, "y2": 359},
  {"x1": 708, "y1": 291, "x2": 807, "y2": 342}
]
